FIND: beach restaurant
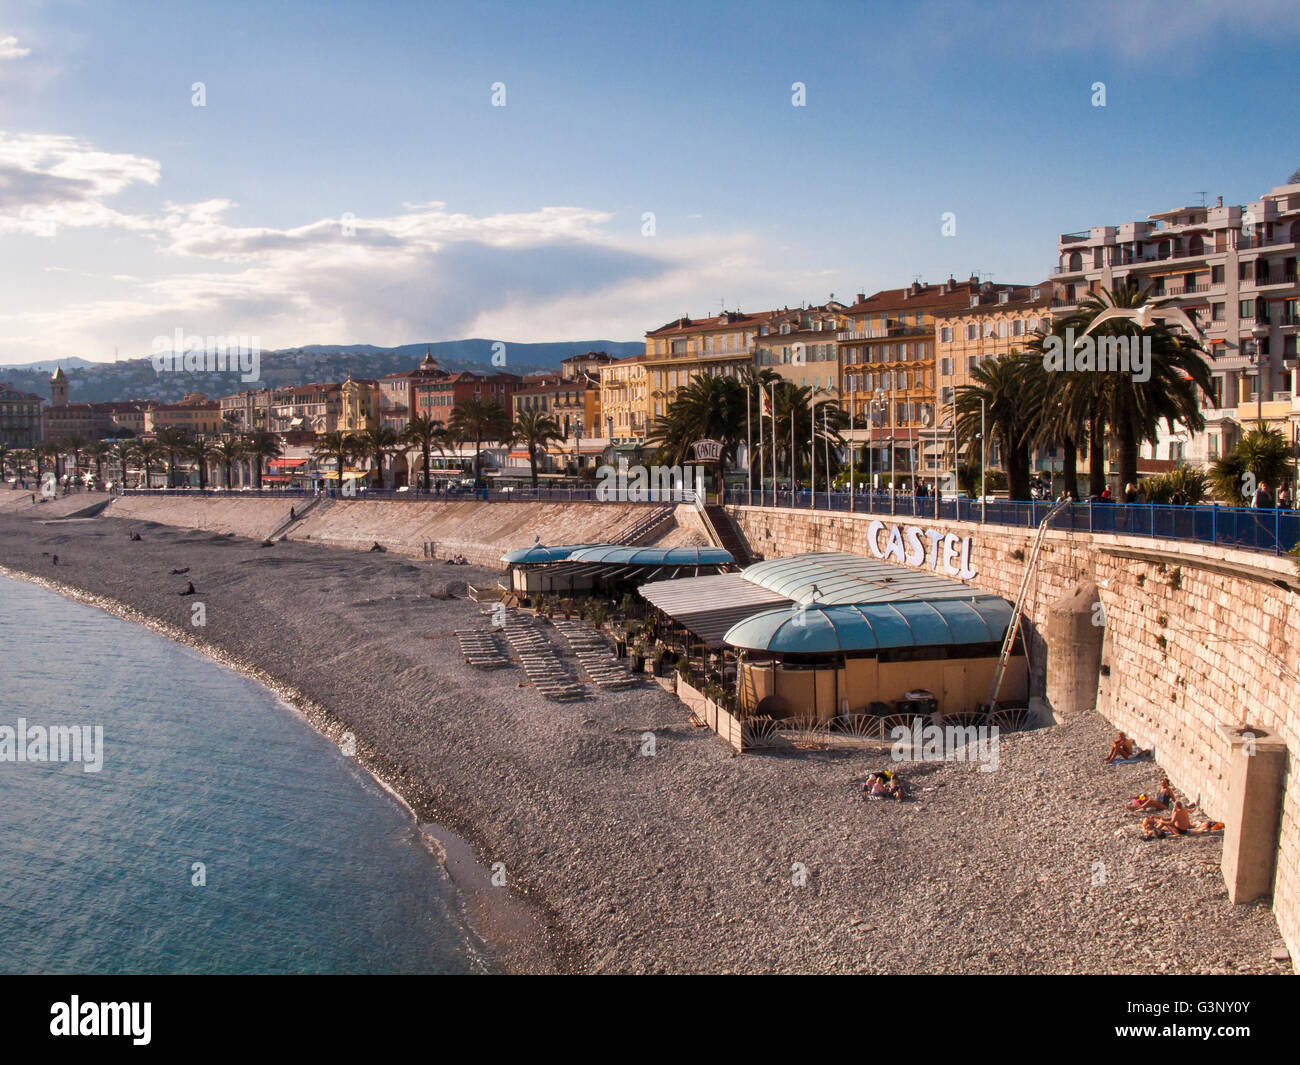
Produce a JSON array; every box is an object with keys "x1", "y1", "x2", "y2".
[
  {"x1": 501, "y1": 544, "x2": 735, "y2": 598},
  {"x1": 638, "y1": 552, "x2": 1026, "y2": 720}
]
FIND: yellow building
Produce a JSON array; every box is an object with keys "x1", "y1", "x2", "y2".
[
  {"x1": 641, "y1": 309, "x2": 775, "y2": 427},
  {"x1": 839, "y1": 277, "x2": 1025, "y2": 482},
  {"x1": 598, "y1": 355, "x2": 649, "y2": 445},
  {"x1": 143, "y1": 393, "x2": 222, "y2": 437},
  {"x1": 932, "y1": 282, "x2": 1059, "y2": 478},
  {"x1": 753, "y1": 302, "x2": 848, "y2": 397}
]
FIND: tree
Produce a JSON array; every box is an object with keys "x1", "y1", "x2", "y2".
[
  {"x1": 241, "y1": 431, "x2": 282, "y2": 489},
  {"x1": 1208, "y1": 424, "x2": 1294, "y2": 504},
  {"x1": 184, "y1": 439, "x2": 220, "y2": 490},
  {"x1": 644, "y1": 373, "x2": 756, "y2": 492},
  {"x1": 512, "y1": 409, "x2": 563, "y2": 489},
  {"x1": 447, "y1": 398, "x2": 513, "y2": 485},
  {"x1": 0, "y1": 444, "x2": 10, "y2": 484},
  {"x1": 154, "y1": 427, "x2": 191, "y2": 488},
  {"x1": 110, "y1": 440, "x2": 135, "y2": 489},
  {"x1": 36, "y1": 442, "x2": 61, "y2": 481},
  {"x1": 956, "y1": 353, "x2": 1036, "y2": 501},
  {"x1": 62, "y1": 435, "x2": 88, "y2": 482},
  {"x1": 1065, "y1": 283, "x2": 1214, "y2": 493},
  {"x1": 358, "y1": 425, "x2": 399, "y2": 490},
  {"x1": 400, "y1": 415, "x2": 447, "y2": 492},
  {"x1": 133, "y1": 440, "x2": 165, "y2": 488},
  {"x1": 212, "y1": 438, "x2": 244, "y2": 488},
  {"x1": 312, "y1": 431, "x2": 359, "y2": 494},
  {"x1": 1140, "y1": 464, "x2": 1210, "y2": 505},
  {"x1": 84, "y1": 441, "x2": 112, "y2": 486},
  {"x1": 1290, "y1": 166, "x2": 1300, "y2": 185}
]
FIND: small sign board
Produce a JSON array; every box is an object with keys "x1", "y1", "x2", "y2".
[{"x1": 692, "y1": 438, "x2": 724, "y2": 462}]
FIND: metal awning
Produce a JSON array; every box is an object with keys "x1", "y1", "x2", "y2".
[
  {"x1": 740, "y1": 551, "x2": 992, "y2": 606},
  {"x1": 638, "y1": 573, "x2": 793, "y2": 648}
]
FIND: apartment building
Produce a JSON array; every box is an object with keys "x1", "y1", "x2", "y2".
[
  {"x1": 641, "y1": 309, "x2": 775, "y2": 427},
  {"x1": 753, "y1": 302, "x2": 848, "y2": 395},
  {"x1": 1053, "y1": 182, "x2": 1300, "y2": 466},
  {"x1": 143, "y1": 394, "x2": 222, "y2": 437},
  {"x1": 933, "y1": 282, "x2": 1060, "y2": 477},
  {"x1": 219, "y1": 388, "x2": 273, "y2": 436},
  {"x1": 377, "y1": 350, "x2": 447, "y2": 432},
  {"x1": 270, "y1": 382, "x2": 343, "y2": 435},
  {"x1": 414, "y1": 370, "x2": 519, "y2": 423},
  {"x1": 839, "y1": 277, "x2": 1022, "y2": 478},
  {"x1": 0, "y1": 382, "x2": 43, "y2": 448},
  {"x1": 598, "y1": 355, "x2": 649, "y2": 446}
]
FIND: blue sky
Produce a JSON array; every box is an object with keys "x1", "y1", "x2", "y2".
[{"x1": 2, "y1": 0, "x2": 1298, "y2": 364}]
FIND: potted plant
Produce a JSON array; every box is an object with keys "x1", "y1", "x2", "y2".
[{"x1": 630, "y1": 640, "x2": 646, "y2": 673}]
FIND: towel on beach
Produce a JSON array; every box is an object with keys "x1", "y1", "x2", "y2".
[{"x1": 1105, "y1": 749, "x2": 1151, "y2": 766}]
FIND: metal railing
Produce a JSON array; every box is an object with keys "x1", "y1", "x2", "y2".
[{"x1": 724, "y1": 488, "x2": 1300, "y2": 557}]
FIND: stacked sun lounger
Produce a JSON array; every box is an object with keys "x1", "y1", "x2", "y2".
[
  {"x1": 456, "y1": 629, "x2": 510, "y2": 669},
  {"x1": 501, "y1": 614, "x2": 587, "y2": 701},
  {"x1": 551, "y1": 619, "x2": 640, "y2": 691}
]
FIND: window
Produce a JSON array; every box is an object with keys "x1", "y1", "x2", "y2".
[
  {"x1": 1212, "y1": 265, "x2": 1224, "y2": 284},
  {"x1": 1240, "y1": 300, "x2": 1254, "y2": 319},
  {"x1": 1213, "y1": 303, "x2": 1225, "y2": 321},
  {"x1": 967, "y1": 356, "x2": 978, "y2": 372},
  {"x1": 998, "y1": 321, "x2": 1008, "y2": 338},
  {"x1": 940, "y1": 358, "x2": 953, "y2": 376},
  {"x1": 1013, "y1": 319, "x2": 1024, "y2": 336},
  {"x1": 966, "y1": 324, "x2": 977, "y2": 340}
]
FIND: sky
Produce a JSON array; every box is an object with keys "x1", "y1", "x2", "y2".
[{"x1": 1, "y1": 0, "x2": 1298, "y2": 365}]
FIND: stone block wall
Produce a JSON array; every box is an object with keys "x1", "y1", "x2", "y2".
[{"x1": 730, "y1": 504, "x2": 1300, "y2": 968}]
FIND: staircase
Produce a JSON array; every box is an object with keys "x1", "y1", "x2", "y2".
[
  {"x1": 701, "y1": 504, "x2": 754, "y2": 567},
  {"x1": 268, "y1": 495, "x2": 326, "y2": 541},
  {"x1": 615, "y1": 504, "x2": 675, "y2": 546}
]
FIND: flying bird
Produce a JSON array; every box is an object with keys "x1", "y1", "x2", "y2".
[{"x1": 1078, "y1": 297, "x2": 1202, "y2": 342}]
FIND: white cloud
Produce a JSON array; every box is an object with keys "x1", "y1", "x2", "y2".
[
  {"x1": 0, "y1": 35, "x2": 31, "y2": 62},
  {"x1": 0, "y1": 130, "x2": 791, "y2": 361}
]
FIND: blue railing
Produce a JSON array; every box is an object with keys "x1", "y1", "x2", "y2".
[{"x1": 723, "y1": 488, "x2": 1300, "y2": 557}]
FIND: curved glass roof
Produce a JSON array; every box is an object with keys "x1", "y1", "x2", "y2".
[
  {"x1": 566, "y1": 545, "x2": 734, "y2": 566},
  {"x1": 501, "y1": 543, "x2": 606, "y2": 564},
  {"x1": 741, "y1": 551, "x2": 982, "y2": 605},
  {"x1": 723, "y1": 599, "x2": 1014, "y2": 654}
]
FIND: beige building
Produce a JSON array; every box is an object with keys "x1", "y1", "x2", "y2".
[
  {"x1": 339, "y1": 375, "x2": 381, "y2": 434},
  {"x1": 753, "y1": 302, "x2": 848, "y2": 396},
  {"x1": 641, "y1": 309, "x2": 775, "y2": 427},
  {"x1": 143, "y1": 394, "x2": 221, "y2": 437},
  {"x1": 933, "y1": 282, "x2": 1060, "y2": 479},
  {"x1": 598, "y1": 355, "x2": 649, "y2": 446},
  {"x1": 1053, "y1": 182, "x2": 1300, "y2": 468}
]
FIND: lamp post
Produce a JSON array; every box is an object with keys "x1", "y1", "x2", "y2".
[
  {"x1": 1251, "y1": 322, "x2": 1270, "y2": 428},
  {"x1": 574, "y1": 421, "x2": 583, "y2": 485},
  {"x1": 977, "y1": 397, "x2": 987, "y2": 524}
]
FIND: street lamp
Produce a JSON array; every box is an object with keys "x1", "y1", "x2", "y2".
[{"x1": 1250, "y1": 322, "x2": 1270, "y2": 427}]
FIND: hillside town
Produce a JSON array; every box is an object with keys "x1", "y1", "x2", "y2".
[{"x1": 2, "y1": 179, "x2": 1298, "y2": 503}]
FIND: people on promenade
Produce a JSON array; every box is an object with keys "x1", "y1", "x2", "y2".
[
  {"x1": 1252, "y1": 482, "x2": 1273, "y2": 509},
  {"x1": 1278, "y1": 484, "x2": 1293, "y2": 509}
]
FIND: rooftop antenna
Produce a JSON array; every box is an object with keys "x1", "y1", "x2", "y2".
[{"x1": 1195, "y1": 190, "x2": 1207, "y2": 207}]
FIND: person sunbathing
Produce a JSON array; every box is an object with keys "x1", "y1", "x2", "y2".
[
  {"x1": 1132, "y1": 778, "x2": 1174, "y2": 811},
  {"x1": 886, "y1": 774, "x2": 906, "y2": 802},
  {"x1": 1104, "y1": 731, "x2": 1135, "y2": 764}
]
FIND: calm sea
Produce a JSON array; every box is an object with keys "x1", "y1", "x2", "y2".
[{"x1": 0, "y1": 574, "x2": 489, "y2": 974}]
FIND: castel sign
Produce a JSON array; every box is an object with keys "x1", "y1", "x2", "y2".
[
  {"x1": 866, "y1": 519, "x2": 978, "y2": 580},
  {"x1": 691, "y1": 438, "x2": 724, "y2": 463}
]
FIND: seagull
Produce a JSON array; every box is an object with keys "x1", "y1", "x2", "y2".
[{"x1": 1078, "y1": 297, "x2": 1202, "y2": 342}]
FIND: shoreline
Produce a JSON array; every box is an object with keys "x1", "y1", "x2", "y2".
[
  {"x1": 0, "y1": 509, "x2": 1287, "y2": 974},
  {"x1": 0, "y1": 562, "x2": 565, "y2": 975}
]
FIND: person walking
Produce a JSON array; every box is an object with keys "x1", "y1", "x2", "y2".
[{"x1": 1252, "y1": 482, "x2": 1273, "y2": 509}]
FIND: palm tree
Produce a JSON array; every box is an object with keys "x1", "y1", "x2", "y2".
[
  {"x1": 133, "y1": 440, "x2": 165, "y2": 489},
  {"x1": 154, "y1": 427, "x2": 191, "y2": 488},
  {"x1": 312, "y1": 431, "x2": 358, "y2": 494},
  {"x1": 447, "y1": 398, "x2": 513, "y2": 485},
  {"x1": 358, "y1": 425, "x2": 399, "y2": 490},
  {"x1": 36, "y1": 442, "x2": 61, "y2": 482},
  {"x1": 212, "y1": 438, "x2": 245, "y2": 488},
  {"x1": 110, "y1": 440, "x2": 135, "y2": 489},
  {"x1": 1063, "y1": 283, "x2": 1214, "y2": 494},
  {"x1": 240, "y1": 431, "x2": 282, "y2": 489},
  {"x1": 0, "y1": 443, "x2": 10, "y2": 485},
  {"x1": 644, "y1": 374, "x2": 752, "y2": 492},
  {"x1": 1209, "y1": 424, "x2": 1294, "y2": 504},
  {"x1": 84, "y1": 440, "x2": 112, "y2": 487},
  {"x1": 400, "y1": 415, "x2": 447, "y2": 492},
  {"x1": 956, "y1": 353, "x2": 1037, "y2": 501},
  {"x1": 184, "y1": 438, "x2": 220, "y2": 490},
  {"x1": 61, "y1": 434, "x2": 88, "y2": 484},
  {"x1": 512, "y1": 409, "x2": 563, "y2": 489}
]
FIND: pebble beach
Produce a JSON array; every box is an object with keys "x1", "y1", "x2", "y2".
[{"x1": 0, "y1": 498, "x2": 1286, "y2": 974}]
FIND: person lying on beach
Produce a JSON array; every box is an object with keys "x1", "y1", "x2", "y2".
[
  {"x1": 1188, "y1": 819, "x2": 1225, "y2": 834},
  {"x1": 179, "y1": 581, "x2": 196, "y2": 596},
  {"x1": 1129, "y1": 778, "x2": 1174, "y2": 811},
  {"x1": 129, "y1": 532, "x2": 142, "y2": 541},
  {"x1": 1104, "y1": 731, "x2": 1135, "y2": 764},
  {"x1": 886, "y1": 774, "x2": 906, "y2": 802}
]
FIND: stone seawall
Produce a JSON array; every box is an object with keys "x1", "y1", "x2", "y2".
[
  {"x1": 101, "y1": 495, "x2": 712, "y2": 567},
  {"x1": 729, "y1": 503, "x2": 1300, "y2": 969}
]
